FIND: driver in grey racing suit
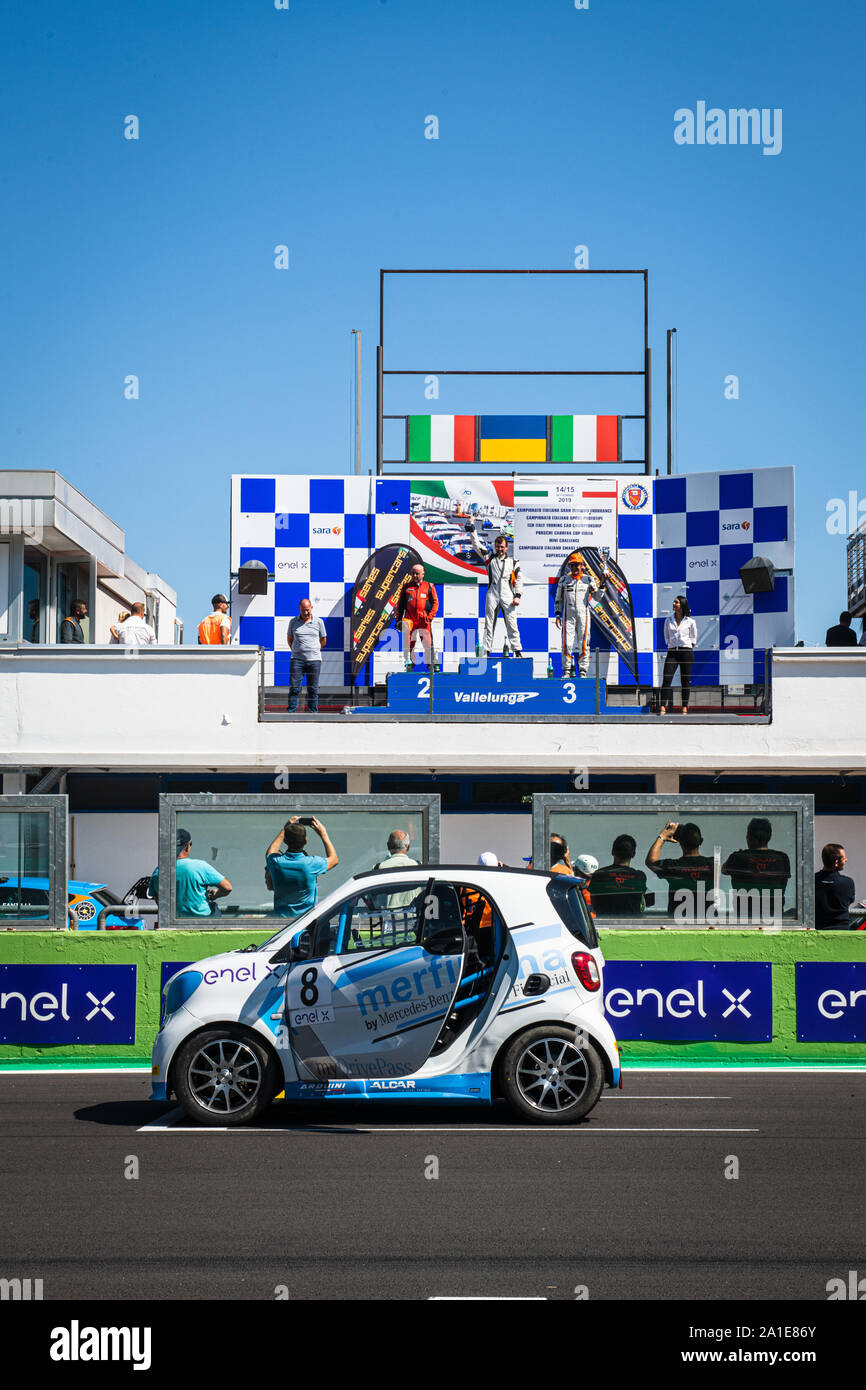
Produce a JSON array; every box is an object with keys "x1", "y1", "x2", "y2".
[
  {"x1": 466, "y1": 525, "x2": 523, "y2": 656},
  {"x1": 555, "y1": 556, "x2": 602, "y2": 677}
]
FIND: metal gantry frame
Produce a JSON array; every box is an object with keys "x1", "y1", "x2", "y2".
[{"x1": 377, "y1": 268, "x2": 651, "y2": 475}]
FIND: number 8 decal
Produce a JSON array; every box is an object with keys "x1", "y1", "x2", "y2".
[{"x1": 300, "y1": 967, "x2": 319, "y2": 1006}]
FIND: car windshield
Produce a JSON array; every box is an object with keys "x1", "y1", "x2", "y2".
[{"x1": 546, "y1": 877, "x2": 597, "y2": 949}]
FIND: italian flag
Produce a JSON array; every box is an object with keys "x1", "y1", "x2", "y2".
[
  {"x1": 409, "y1": 415, "x2": 475, "y2": 463},
  {"x1": 551, "y1": 415, "x2": 620, "y2": 463}
]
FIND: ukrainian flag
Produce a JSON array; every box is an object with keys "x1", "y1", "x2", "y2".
[{"x1": 479, "y1": 416, "x2": 547, "y2": 463}]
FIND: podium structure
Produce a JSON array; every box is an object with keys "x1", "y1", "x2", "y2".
[{"x1": 386, "y1": 657, "x2": 645, "y2": 716}]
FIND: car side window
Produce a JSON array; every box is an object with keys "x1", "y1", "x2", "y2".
[
  {"x1": 311, "y1": 882, "x2": 430, "y2": 956},
  {"x1": 422, "y1": 881, "x2": 502, "y2": 959},
  {"x1": 419, "y1": 881, "x2": 466, "y2": 952}
]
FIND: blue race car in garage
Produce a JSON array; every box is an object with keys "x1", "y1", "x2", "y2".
[{"x1": 0, "y1": 876, "x2": 145, "y2": 929}]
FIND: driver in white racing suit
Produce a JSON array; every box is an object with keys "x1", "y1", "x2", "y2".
[
  {"x1": 555, "y1": 555, "x2": 603, "y2": 677},
  {"x1": 466, "y1": 524, "x2": 523, "y2": 656}
]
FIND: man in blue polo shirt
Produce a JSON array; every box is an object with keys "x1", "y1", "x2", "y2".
[
  {"x1": 148, "y1": 828, "x2": 232, "y2": 918},
  {"x1": 265, "y1": 816, "x2": 339, "y2": 920}
]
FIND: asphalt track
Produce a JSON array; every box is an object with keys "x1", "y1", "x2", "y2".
[{"x1": 0, "y1": 1070, "x2": 863, "y2": 1301}]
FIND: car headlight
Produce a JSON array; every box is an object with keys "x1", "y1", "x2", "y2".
[{"x1": 163, "y1": 970, "x2": 203, "y2": 1017}]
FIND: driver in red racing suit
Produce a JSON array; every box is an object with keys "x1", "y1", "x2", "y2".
[{"x1": 396, "y1": 563, "x2": 439, "y2": 671}]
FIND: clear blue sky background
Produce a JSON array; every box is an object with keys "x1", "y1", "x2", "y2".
[{"x1": 1, "y1": 0, "x2": 863, "y2": 642}]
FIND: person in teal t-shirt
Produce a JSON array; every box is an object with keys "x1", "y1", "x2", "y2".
[
  {"x1": 148, "y1": 828, "x2": 233, "y2": 918},
  {"x1": 265, "y1": 816, "x2": 338, "y2": 920}
]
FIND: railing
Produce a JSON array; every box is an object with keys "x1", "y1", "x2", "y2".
[
  {"x1": 91, "y1": 903, "x2": 159, "y2": 930},
  {"x1": 258, "y1": 647, "x2": 773, "y2": 721}
]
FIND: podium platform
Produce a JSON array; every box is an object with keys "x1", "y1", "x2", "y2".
[{"x1": 385, "y1": 657, "x2": 645, "y2": 715}]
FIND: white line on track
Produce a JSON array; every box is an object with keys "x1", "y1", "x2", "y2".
[
  {"x1": 139, "y1": 1107, "x2": 185, "y2": 1129},
  {"x1": 0, "y1": 1066, "x2": 153, "y2": 1075},
  {"x1": 138, "y1": 1118, "x2": 759, "y2": 1135}
]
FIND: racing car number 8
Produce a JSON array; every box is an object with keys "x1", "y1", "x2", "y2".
[{"x1": 300, "y1": 967, "x2": 319, "y2": 1006}]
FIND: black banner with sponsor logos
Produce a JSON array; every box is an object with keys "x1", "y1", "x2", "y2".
[{"x1": 350, "y1": 544, "x2": 423, "y2": 681}]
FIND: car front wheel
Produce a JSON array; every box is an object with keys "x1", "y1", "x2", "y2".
[
  {"x1": 174, "y1": 1028, "x2": 280, "y2": 1127},
  {"x1": 501, "y1": 1026, "x2": 604, "y2": 1124}
]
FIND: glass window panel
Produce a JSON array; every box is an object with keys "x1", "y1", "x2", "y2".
[
  {"x1": 0, "y1": 811, "x2": 53, "y2": 920},
  {"x1": 56, "y1": 561, "x2": 91, "y2": 642},
  {"x1": 171, "y1": 810, "x2": 427, "y2": 921},
  {"x1": 548, "y1": 808, "x2": 799, "y2": 925},
  {"x1": 23, "y1": 552, "x2": 45, "y2": 642}
]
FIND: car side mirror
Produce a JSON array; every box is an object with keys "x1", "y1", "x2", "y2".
[{"x1": 271, "y1": 930, "x2": 312, "y2": 965}]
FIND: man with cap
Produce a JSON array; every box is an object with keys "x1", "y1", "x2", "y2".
[
  {"x1": 572, "y1": 853, "x2": 599, "y2": 914},
  {"x1": 555, "y1": 555, "x2": 603, "y2": 678},
  {"x1": 455, "y1": 853, "x2": 502, "y2": 944},
  {"x1": 198, "y1": 594, "x2": 231, "y2": 645},
  {"x1": 147, "y1": 829, "x2": 232, "y2": 918},
  {"x1": 476, "y1": 851, "x2": 502, "y2": 868}
]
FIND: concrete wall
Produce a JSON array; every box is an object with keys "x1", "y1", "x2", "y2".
[
  {"x1": 1, "y1": 647, "x2": 865, "y2": 775},
  {"x1": 440, "y1": 814, "x2": 532, "y2": 867},
  {"x1": 814, "y1": 816, "x2": 866, "y2": 875},
  {"x1": 0, "y1": 930, "x2": 863, "y2": 1068},
  {"x1": 69, "y1": 812, "x2": 157, "y2": 895}
]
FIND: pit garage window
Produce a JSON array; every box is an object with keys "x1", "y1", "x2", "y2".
[
  {"x1": 0, "y1": 796, "x2": 67, "y2": 930},
  {"x1": 533, "y1": 794, "x2": 814, "y2": 929},
  {"x1": 155, "y1": 793, "x2": 439, "y2": 928}
]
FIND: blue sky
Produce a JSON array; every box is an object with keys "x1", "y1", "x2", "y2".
[{"x1": 1, "y1": 0, "x2": 863, "y2": 642}]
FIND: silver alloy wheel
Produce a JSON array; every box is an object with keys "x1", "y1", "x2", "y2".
[
  {"x1": 514, "y1": 1036, "x2": 590, "y2": 1113},
  {"x1": 188, "y1": 1037, "x2": 263, "y2": 1114}
]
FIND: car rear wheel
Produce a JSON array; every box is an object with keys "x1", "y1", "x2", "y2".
[
  {"x1": 174, "y1": 1028, "x2": 280, "y2": 1127},
  {"x1": 501, "y1": 1026, "x2": 604, "y2": 1124}
]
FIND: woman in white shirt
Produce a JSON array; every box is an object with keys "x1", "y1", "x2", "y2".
[{"x1": 659, "y1": 595, "x2": 698, "y2": 714}]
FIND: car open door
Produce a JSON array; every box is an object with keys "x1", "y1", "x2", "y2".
[{"x1": 285, "y1": 878, "x2": 466, "y2": 1082}]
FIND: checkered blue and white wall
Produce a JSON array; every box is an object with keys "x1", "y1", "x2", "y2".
[{"x1": 231, "y1": 468, "x2": 794, "y2": 690}]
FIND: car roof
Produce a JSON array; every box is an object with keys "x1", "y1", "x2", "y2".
[{"x1": 352, "y1": 864, "x2": 560, "y2": 881}]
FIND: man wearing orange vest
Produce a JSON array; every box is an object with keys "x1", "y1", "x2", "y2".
[{"x1": 198, "y1": 594, "x2": 231, "y2": 645}]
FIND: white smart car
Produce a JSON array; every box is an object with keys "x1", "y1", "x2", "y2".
[{"x1": 151, "y1": 866, "x2": 621, "y2": 1126}]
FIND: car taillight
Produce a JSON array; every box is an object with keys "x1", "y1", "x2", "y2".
[{"x1": 571, "y1": 951, "x2": 601, "y2": 991}]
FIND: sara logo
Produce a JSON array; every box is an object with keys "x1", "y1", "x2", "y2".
[
  {"x1": 621, "y1": 484, "x2": 649, "y2": 511},
  {"x1": 722, "y1": 520, "x2": 751, "y2": 532},
  {"x1": 312, "y1": 525, "x2": 342, "y2": 536}
]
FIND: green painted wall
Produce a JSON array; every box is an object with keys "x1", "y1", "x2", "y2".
[
  {"x1": 0, "y1": 929, "x2": 864, "y2": 1067},
  {"x1": 598, "y1": 929, "x2": 866, "y2": 1064},
  {"x1": 0, "y1": 930, "x2": 270, "y2": 1066}
]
